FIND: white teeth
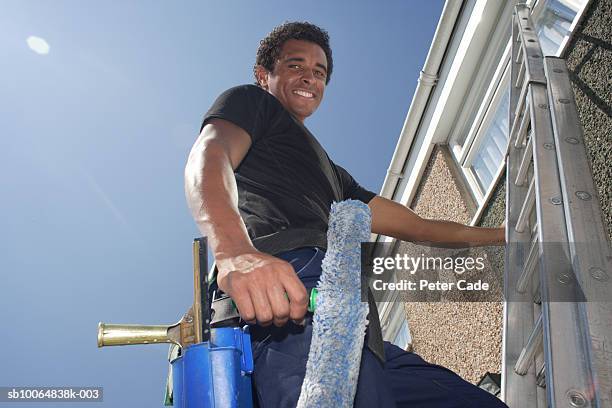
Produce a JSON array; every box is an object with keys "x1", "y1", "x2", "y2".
[{"x1": 293, "y1": 90, "x2": 314, "y2": 98}]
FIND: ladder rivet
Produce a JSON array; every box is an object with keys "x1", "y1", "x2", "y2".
[
  {"x1": 543, "y1": 143, "x2": 554, "y2": 150},
  {"x1": 550, "y1": 196, "x2": 562, "y2": 205},
  {"x1": 553, "y1": 68, "x2": 563, "y2": 73},
  {"x1": 559, "y1": 98, "x2": 570, "y2": 104},
  {"x1": 566, "y1": 137, "x2": 580, "y2": 144},
  {"x1": 538, "y1": 103, "x2": 548, "y2": 109},
  {"x1": 567, "y1": 390, "x2": 587, "y2": 407},
  {"x1": 575, "y1": 191, "x2": 591, "y2": 200},
  {"x1": 558, "y1": 273, "x2": 571, "y2": 284},
  {"x1": 590, "y1": 267, "x2": 609, "y2": 281}
]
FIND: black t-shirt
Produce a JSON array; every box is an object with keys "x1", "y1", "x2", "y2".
[
  {"x1": 200, "y1": 85, "x2": 386, "y2": 362},
  {"x1": 201, "y1": 84, "x2": 377, "y2": 255}
]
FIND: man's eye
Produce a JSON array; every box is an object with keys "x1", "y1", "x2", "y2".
[
  {"x1": 315, "y1": 71, "x2": 326, "y2": 78},
  {"x1": 289, "y1": 64, "x2": 301, "y2": 69}
]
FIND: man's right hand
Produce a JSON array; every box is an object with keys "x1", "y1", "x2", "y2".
[{"x1": 216, "y1": 251, "x2": 309, "y2": 327}]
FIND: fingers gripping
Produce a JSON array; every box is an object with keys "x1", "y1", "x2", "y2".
[{"x1": 221, "y1": 256, "x2": 308, "y2": 326}]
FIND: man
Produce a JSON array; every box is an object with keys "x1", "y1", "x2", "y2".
[{"x1": 185, "y1": 22, "x2": 507, "y2": 408}]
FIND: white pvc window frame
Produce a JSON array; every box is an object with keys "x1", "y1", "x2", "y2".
[
  {"x1": 462, "y1": 64, "x2": 511, "y2": 197},
  {"x1": 392, "y1": 318, "x2": 411, "y2": 350},
  {"x1": 449, "y1": 0, "x2": 590, "y2": 206},
  {"x1": 449, "y1": 44, "x2": 511, "y2": 203},
  {"x1": 531, "y1": 0, "x2": 592, "y2": 57},
  {"x1": 380, "y1": 298, "x2": 412, "y2": 350}
]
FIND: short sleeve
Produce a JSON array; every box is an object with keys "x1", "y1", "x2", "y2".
[
  {"x1": 199, "y1": 85, "x2": 282, "y2": 143},
  {"x1": 334, "y1": 163, "x2": 377, "y2": 204}
]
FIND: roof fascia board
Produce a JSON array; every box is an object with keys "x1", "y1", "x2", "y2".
[{"x1": 380, "y1": 0, "x2": 465, "y2": 200}]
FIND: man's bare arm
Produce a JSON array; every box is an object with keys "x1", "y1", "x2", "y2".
[
  {"x1": 184, "y1": 118, "x2": 308, "y2": 327},
  {"x1": 185, "y1": 118, "x2": 255, "y2": 258},
  {"x1": 368, "y1": 196, "x2": 505, "y2": 247}
]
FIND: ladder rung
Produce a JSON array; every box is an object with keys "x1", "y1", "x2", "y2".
[
  {"x1": 515, "y1": 58, "x2": 526, "y2": 88},
  {"x1": 536, "y1": 363, "x2": 546, "y2": 388},
  {"x1": 515, "y1": 136, "x2": 533, "y2": 186},
  {"x1": 515, "y1": 178, "x2": 535, "y2": 233},
  {"x1": 533, "y1": 287, "x2": 541, "y2": 304},
  {"x1": 515, "y1": 41, "x2": 524, "y2": 64},
  {"x1": 514, "y1": 105, "x2": 531, "y2": 148},
  {"x1": 514, "y1": 313, "x2": 543, "y2": 375},
  {"x1": 510, "y1": 81, "x2": 529, "y2": 141},
  {"x1": 517, "y1": 237, "x2": 539, "y2": 294}
]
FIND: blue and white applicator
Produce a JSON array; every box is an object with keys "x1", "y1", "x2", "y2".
[{"x1": 297, "y1": 200, "x2": 371, "y2": 408}]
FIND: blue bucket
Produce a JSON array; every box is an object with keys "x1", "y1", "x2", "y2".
[{"x1": 171, "y1": 327, "x2": 253, "y2": 408}]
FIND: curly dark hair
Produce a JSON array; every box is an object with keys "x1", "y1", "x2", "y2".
[{"x1": 254, "y1": 21, "x2": 333, "y2": 86}]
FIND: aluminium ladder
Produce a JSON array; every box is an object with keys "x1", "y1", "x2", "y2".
[{"x1": 503, "y1": 5, "x2": 612, "y2": 408}]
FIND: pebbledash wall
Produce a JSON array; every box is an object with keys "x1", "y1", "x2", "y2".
[
  {"x1": 402, "y1": 147, "x2": 504, "y2": 384},
  {"x1": 376, "y1": 0, "x2": 611, "y2": 385},
  {"x1": 563, "y1": 0, "x2": 611, "y2": 241}
]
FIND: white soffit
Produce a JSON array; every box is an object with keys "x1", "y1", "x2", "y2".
[{"x1": 426, "y1": 0, "x2": 507, "y2": 146}]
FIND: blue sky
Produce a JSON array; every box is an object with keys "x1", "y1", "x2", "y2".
[{"x1": 1, "y1": 1, "x2": 444, "y2": 406}]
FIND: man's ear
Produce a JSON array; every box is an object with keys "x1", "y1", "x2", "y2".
[{"x1": 255, "y1": 65, "x2": 270, "y2": 90}]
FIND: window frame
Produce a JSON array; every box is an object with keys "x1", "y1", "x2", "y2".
[
  {"x1": 448, "y1": 0, "x2": 590, "y2": 206},
  {"x1": 380, "y1": 299, "x2": 412, "y2": 350},
  {"x1": 449, "y1": 44, "x2": 512, "y2": 203},
  {"x1": 392, "y1": 318, "x2": 411, "y2": 350},
  {"x1": 462, "y1": 63, "x2": 511, "y2": 197},
  {"x1": 530, "y1": 0, "x2": 592, "y2": 57}
]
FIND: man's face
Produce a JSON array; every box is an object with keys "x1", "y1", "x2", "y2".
[{"x1": 257, "y1": 39, "x2": 328, "y2": 123}]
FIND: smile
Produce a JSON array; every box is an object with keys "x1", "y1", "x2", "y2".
[{"x1": 293, "y1": 89, "x2": 315, "y2": 99}]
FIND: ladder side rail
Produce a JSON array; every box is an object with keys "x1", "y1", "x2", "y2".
[
  {"x1": 515, "y1": 5, "x2": 547, "y2": 86},
  {"x1": 545, "y1": 57, "x2": 612, "y2": 407},
  {"x1": 529, "y1": 81, "x2": 595, "y2": 407},
  {"x1": 502, "y1": 9, "x2": 539, "y2": 407}
]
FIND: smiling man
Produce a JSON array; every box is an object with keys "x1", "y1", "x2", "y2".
[
  {"x1": 185, "y1": 22, "x2": 507, "y2": 408},
  {"x1": 256, "y1": 38, "x2": 327, "y2": 121}
]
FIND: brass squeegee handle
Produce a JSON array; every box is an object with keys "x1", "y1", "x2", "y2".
[
  {"x1": 97, "y1": 322, "x2": 178, "y2": 347},
  {"x1": 98, "y1": 313, "x2": 195, "y2": 348}
]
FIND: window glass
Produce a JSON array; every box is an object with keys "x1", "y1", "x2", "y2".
[
  {"x1": 470, "y1": 89, "x2": 510, "y2": 192},
  {"x1": 533, "y1": 0, "x2": 588, "y2": 56},
  {"x1": 452, "y1": 41, "x2": 510, "y2": 149}
]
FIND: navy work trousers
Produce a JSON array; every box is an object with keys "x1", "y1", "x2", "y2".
[{"x1": 249, "y1": 247, "x2": 508, "y2": 408}]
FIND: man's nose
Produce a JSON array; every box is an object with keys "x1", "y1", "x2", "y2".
[{"x1": 301, "y1": 69, "x2": 315, "y2": 83}]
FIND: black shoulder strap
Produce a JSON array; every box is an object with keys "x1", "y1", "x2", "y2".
[{"x1": 366, "y1": 287, "x2": 386, "y2": 363}]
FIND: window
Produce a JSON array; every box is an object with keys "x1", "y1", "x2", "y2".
[
  {"x1": 448, "y1": 0, "x2": 589, "y2": 205},
  {"x1": 466, "y1": 76, "x2": 510, "y2": 194},
  {"x1": 449, "y1": 49, "x2": 511, "y2": 202},
  {"x1": 532, "y1": 0, "x2": 590, "y2": 56}
]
